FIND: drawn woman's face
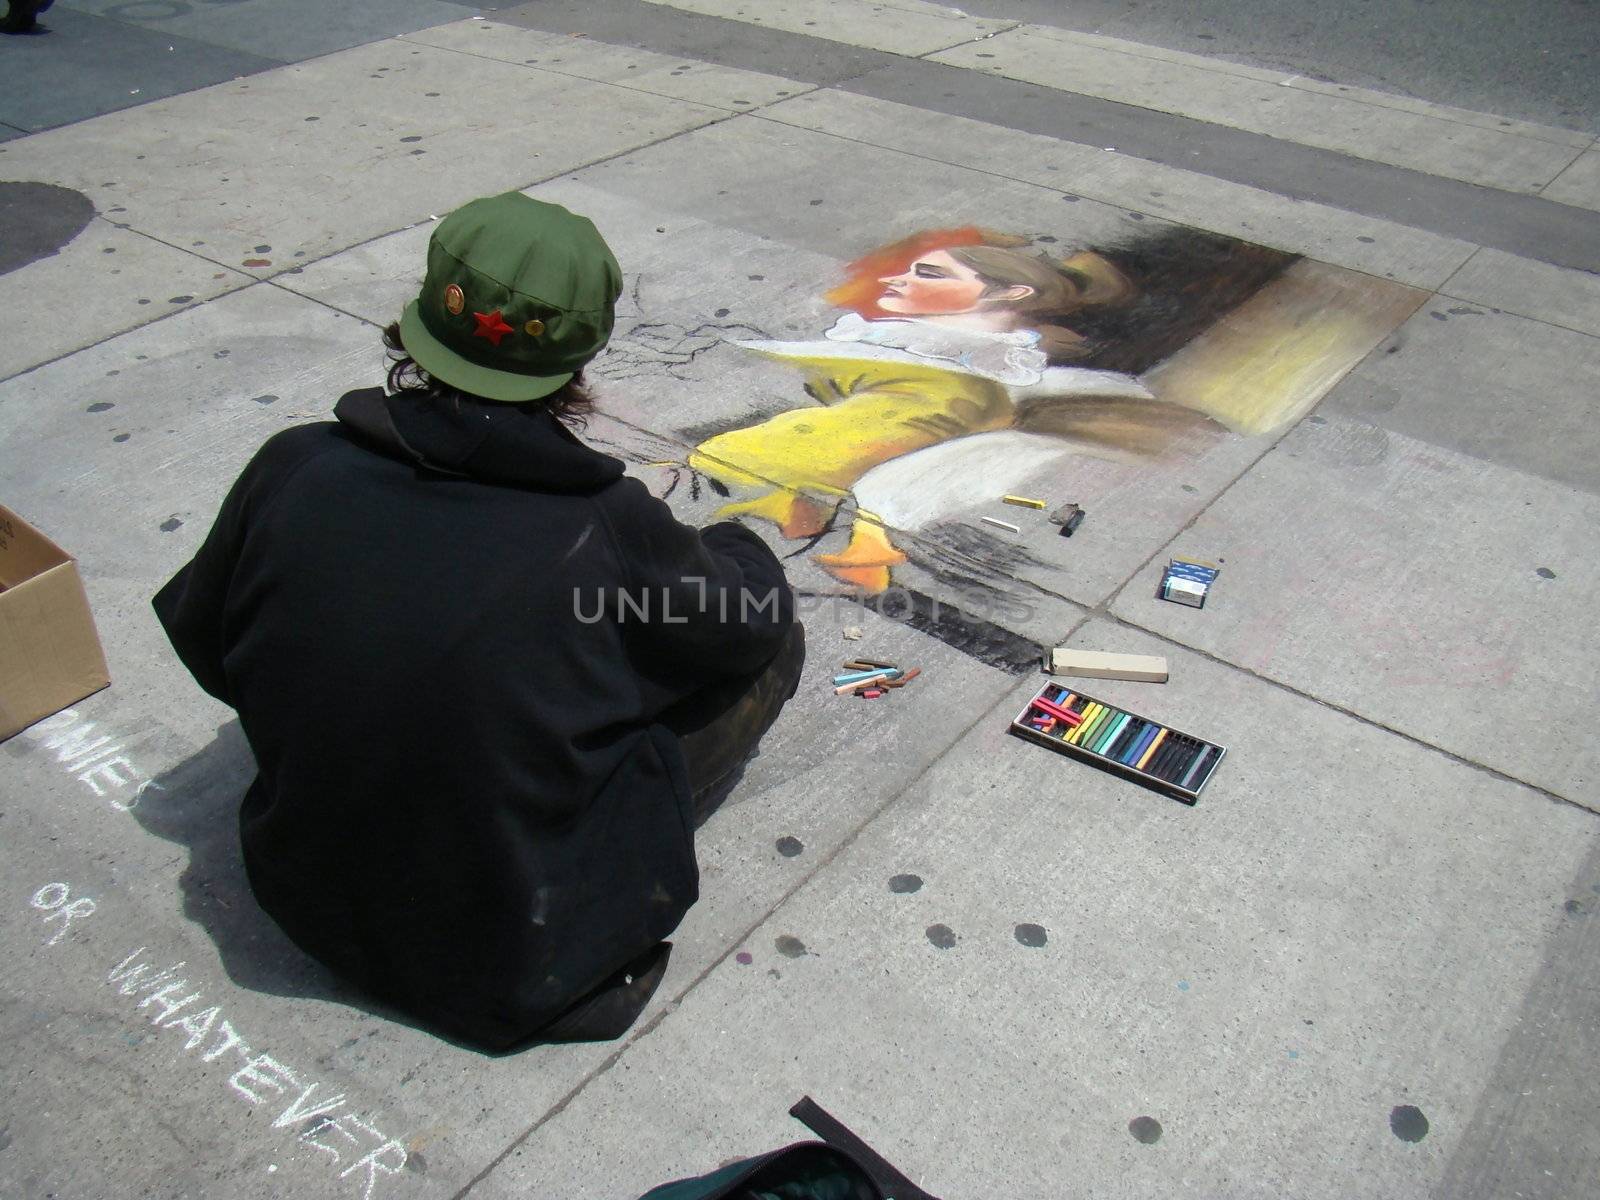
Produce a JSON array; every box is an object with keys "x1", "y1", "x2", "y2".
[{"x1": 876, "y1": 250, "x2": 990, "y2": 316}]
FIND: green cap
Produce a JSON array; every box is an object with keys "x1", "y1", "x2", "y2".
[{"x1": 398, "y1": 192, "x2": 622, "y2": 403}]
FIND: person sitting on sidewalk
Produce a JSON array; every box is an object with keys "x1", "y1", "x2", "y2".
[{"x1": 153, "y1": 192, "x2": 803, "y2": 1052}]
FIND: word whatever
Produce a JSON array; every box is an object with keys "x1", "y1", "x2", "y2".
[{"x1": 105, "y1": 946, "x2": 409, "y2": 1198}]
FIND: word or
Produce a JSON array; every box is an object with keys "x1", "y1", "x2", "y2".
[
  {"x1": 24, "y1": 708, "x2": 165, "y2": 810},
  {"x1": 105, "y1": 947, "x2": 408, "y2": 1199},
  {"x1": 30, "y1": 881, "x2": 98, "y2": 946}
]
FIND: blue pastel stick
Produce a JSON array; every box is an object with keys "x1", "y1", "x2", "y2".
[
  {"x1": 832, "y1": 668, "x2": 902, "y2": 686},
  {"x1": 1107, "y1": 718, "x2": 1144, "y2": 761},
  {"x1": 1092, "y1": 713, "x2": 1129, "y2": 756},
  {"x1": 1122, "y1": 723, "x2": 1160, "y2": 766}
]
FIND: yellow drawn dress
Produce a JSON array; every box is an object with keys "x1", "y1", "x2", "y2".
[{"x1": 686, "y1": 315, "x2": 1171, "y2": 591}]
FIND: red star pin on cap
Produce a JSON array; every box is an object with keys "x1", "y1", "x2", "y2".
[{"x1": 472, "y1": 309, "x2": 514, "y2": 346}]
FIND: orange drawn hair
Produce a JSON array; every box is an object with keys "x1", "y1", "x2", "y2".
[{"x1": 823, "y1": 226, "x2": 993, "y2": 319}]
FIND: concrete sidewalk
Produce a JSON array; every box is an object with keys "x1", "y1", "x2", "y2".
[{"x1": 2, "y1": 2, "x2": 1598, "y2": 1198}]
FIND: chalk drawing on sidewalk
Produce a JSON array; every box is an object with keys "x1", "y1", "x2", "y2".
[{"x1": 623, "y1": 223, "x2": 1426, "y2": 601}]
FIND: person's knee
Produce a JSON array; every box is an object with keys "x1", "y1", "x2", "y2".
[{"x1": 777, "y1": 620, "x2": 806, "y2": 695}]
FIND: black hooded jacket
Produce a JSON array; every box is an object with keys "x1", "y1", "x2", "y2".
[{"x1": 153, "y1": 388, "x2": 794, "y2": 1050}]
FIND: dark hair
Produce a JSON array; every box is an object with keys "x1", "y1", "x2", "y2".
[{"x1": 381, "y1": 322, "x2": 596, "y2": 428}]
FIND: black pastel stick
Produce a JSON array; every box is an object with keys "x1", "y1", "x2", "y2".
[
  {"x1": 1171, "y1": 738, "x2": 1209, "y2": 782},
  {"x1": 1147, "y1": 737, "x2": 1182, "y2": 780},
  {"x1": 1158, "y1": 736, "x2": 1201, "y2": 782}
]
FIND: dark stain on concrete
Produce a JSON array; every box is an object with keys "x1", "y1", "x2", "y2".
[
  {"x1": 87, "y1": 402, "x2": 114, "y2": 412},
  {"x1": 888, "y1": 873, "x2": 923, "y2": 893},
  {"x1": 0, "y1": 181, "x2": 97, "y2": 278},
  {"x1": 252, "y1": 394, "x2": 279, "y2": 406},
  {"x1": 159, "y1": 516, "x2": 183, "y2": 532},
  {"x1": 1536, "y1": 567, "x2": 1556, "y2": 579},
  {"x1": 775, "y1": 934, "x2": 807, "y2": 958},
  {"x1": 775, "y1": 835, "x2": 804, "y2": 857},
  {"x1": 1390, "y1": 1104, "x2": 1429, "y2": 1142},
  {"x1": 1129, "y1": 1116, "x2": 1162, "y2": 1144},
  {"x1": 925, "y1": 923, "x2": 956, "y2": 949},
  {"x1": 1014, "y1": 923, "x2": 1048, "y2": 947}
]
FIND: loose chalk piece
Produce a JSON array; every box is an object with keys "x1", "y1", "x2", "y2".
[
  {"x1": 980, "y1": 516, "x2": 1021, "y2": 534},
  {"x1": 1002, "y1": 494, "x2": 1047, "y2": 509},
  {"x1": 1045, "y1": 648, "x2": 1169, "y2": 683},
  {"x1": 1049, "y1": 503, "x2": 1086, "y2": 537},
  {"x1": 842, "y1": 626, "x2": 864, "y2": 640}
]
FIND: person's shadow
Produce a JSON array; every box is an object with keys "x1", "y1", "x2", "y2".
[
  {"x1": 132, "y1": 722, "x2": 399, "y2": 1018},
  {"x1": 131, "y1": 721, "x2": 681, "y2": 1053}
]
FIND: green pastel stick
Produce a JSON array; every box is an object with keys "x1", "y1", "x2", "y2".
[
  {"x1": 1085, "y1": 707, "x2": 1119, "y2": 752},
  {"x1": 1093, "y1": 713, "x2": 1130, "y2": 755},
  {"x1": 1080, "y1": 705, "x2": 1114, "y2": 747}
]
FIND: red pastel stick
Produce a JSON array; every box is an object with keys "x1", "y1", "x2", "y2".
[{"x1": 1030, "y1": 696, "x2": 1084, "y2": 725}]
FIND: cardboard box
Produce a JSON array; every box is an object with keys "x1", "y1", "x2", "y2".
[{"x1": 0, "y1": 505, "x2": 111, "y2": 741}]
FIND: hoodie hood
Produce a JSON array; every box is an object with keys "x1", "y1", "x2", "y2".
[{"x1": 333, "y1": 387, "x2": 625, "y2": 492}]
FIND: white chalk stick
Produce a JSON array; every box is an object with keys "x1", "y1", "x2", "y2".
[{"x1": 980, "y1": 516, "x2": 1021, "y2": 533}]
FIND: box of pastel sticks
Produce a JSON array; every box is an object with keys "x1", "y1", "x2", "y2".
[{"x1": 1008, "y1": 681, "x2": 1225, "y2": 805}]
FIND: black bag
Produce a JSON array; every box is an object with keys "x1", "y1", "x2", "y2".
[{"x1": 638, "y1": 1098, "x2": 943, "y2": 1200}]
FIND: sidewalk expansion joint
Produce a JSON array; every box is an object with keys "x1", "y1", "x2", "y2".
[
  {"x1": 1079, "y1": 384, "x2": 1598, "y2": 820},
  {"x1": 448, "y1": 669, "x2": 1021, "y2": 1200},
  {"x1": 392, "y1": 30, "x2": 828, "y2": 118},
  {"x1": 487, "y1": 1, "x2": 1600, "y2": 273},
  {"x1": 744, "y1": 108, "x2": 1463, "y2": 296}
]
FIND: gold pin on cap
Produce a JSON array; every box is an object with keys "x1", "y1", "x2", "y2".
[
  {"x1": 444, "y1": 283, "x2": 464, "y2": 315},
  {"x1": 523, "y1": 318, "x2": 545, "y2": 336}
]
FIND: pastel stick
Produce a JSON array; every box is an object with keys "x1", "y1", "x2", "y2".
[
  {"x1": 1154, "y1": 736, "x2": 1195, "y2": 781},
  {"x1": 1180, "y1": 745, "x2": 1220, "y2": 790},
  {"x1": 1149, "y1": 738, "x2": 1184, "y2": 780},
  {"x1": 1093, "y1": 713, "x2": 1129, "y2": 755},
  {"x1": 1135, "y1": 728, "x2": 1168, "y2": 771},
  {"x1": 1123, "y1": 723, "x2": 1160, "y2": 765},
  {"x1": 1109, "y1": 718, "x2": 1146, "y2": 761},
  {"x1": 1160, "y1": 737, "x2": 1203, "y2": 782},
  {"x1": 1110, "y1": 714, "x2": 1142, "y2": 755},
  {"x1": 1078, "y1": 705, "x2": 1112, "y2": 746}
]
